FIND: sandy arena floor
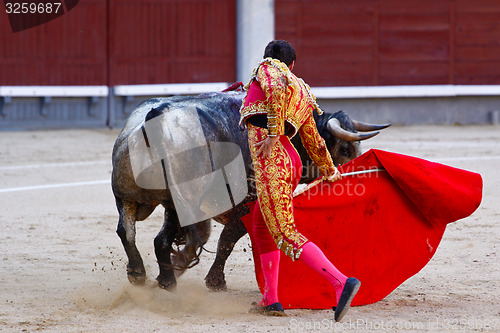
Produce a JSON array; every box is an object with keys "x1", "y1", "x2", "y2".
[{"x1": 0, "y1": 125, "x2": 499, "y2": 332}]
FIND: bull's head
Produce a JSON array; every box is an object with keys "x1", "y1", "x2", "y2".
[
  {"x1": 325, "y1": 110, "x2": 391, "y2": 166},
  {"x1": 300, "y1": 110, "x2": 390, "y2": 182}
]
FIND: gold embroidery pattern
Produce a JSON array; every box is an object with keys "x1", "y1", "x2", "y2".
[
  {"x1": 247, "y1": 123, "x2": 308, "y2": 261},
  {"x1": 243, "y1": 58, "x2": 292, "y2": 91},
  {"x1": 257, "y1": 63, "x2": 287, "y2": 136},
  {"x1": 299, "y1": 115, "x2": 337, "y2": 177},
  {"x1": 238, "y1": 102, "x2": 269, "y2": 123},
  {"x1": 240, "y1": 58, "x2": 323, "y2": 138},
  {"x1": 285, "y1": 75, "x2": 315, "y2": 133}
]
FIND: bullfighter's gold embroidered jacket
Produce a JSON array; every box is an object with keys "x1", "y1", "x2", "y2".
[{"x1": 239, "y1": 58, "x2": 337, "y2": 177}]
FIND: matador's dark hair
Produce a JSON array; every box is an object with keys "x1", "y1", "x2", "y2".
[{"x1": 264, "y1": 40, "x2": 296, "y2": 66}]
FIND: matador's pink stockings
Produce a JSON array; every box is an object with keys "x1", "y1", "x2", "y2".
[
  {"x1": 299, "y1": 241, "x2": 347, "y2": 303},
  {"x1": 259, "y1": 250, "x2": 280, "y2": 306},
  {"x1": 259, "y1": 242, "x2": 348, "y2": 306}
]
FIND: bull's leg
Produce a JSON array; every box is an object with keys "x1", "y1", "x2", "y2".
[
  {"x1": 205, "y1": 219, "x2": 248, "y2": 291},
  {"x1": 116, "y1": 198, "x2": 146, "y2": 285},
  {"x1": 154, "y1": 208, "x2": 179, "y2": 291}
]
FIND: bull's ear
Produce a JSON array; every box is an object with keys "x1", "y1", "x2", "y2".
[{"x1": 352, "y1": 120, "x2": 391, "y2": 132}]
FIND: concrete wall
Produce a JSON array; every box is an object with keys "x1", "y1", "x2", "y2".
[
  {"x1": 2, "y1": 86, "x2": 499, "y2": 131},
  {"x1": 236, "y1": 0, "x2": 275, "y2": 83},
  {"x1": 318, "y1": 96, "x2": 500, "y2": 126},
  {"x1": 0, "y1": 97, "x2": 108, "y2": 131}
]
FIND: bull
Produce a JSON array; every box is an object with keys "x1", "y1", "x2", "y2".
[{"x1": 111, "y1": 90, "x2": 390, "y2": 291}]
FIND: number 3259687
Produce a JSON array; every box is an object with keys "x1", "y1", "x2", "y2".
[{"x1": 5, "y1": 2, "x2": 62, "y2": 14}]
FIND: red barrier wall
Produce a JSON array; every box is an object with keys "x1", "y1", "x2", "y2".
[
  {"x1": 276, "y1": 0, "x2": 500, "y2": 86},
  {"x1": 0, "y1": 0, "x2": 236, "y2": 85},
  {"x1": 1, "y1": 0, "x2": 499, "y2": 86}
]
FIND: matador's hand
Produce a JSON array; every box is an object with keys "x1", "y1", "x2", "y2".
[
  {"x1": 254, "y1": 136, "x2": 280, "y2": 158},
  {"x1": 326, "y1": 167, "x2": 342, "y2": 182}
]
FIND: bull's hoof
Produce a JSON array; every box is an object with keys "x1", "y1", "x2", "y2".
[
  {"x1": 205, "y1": 275, "x2": 228, "y2": 292},
  {"x1": 127, "y1": 271, "x2": 147, "y2": 285},
  {"x1": 157, "y1": 275, "x2": 177, "y2": 291}
]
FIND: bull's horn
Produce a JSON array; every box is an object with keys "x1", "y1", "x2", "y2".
[
  {"x1": 327, "y1": 118, "x2": 380, "y2": 141},
  {"x1": 352, "y1": 120, "x2": 392, "y2": 132}
]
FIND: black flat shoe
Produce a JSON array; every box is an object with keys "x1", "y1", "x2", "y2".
[
  {"x1": 334, "y1": 277, "x2": 361, "y2": 322},
  {"x1": 249, "y1": 302, "x2": 286, "y2": 317}
]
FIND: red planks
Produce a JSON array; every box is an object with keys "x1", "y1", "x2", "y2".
[
  {"x1": 108, "y1": 0, "x2": 236, "y2": 85},
  {"x1": 276, "y1": 0, "x2": 500, "y2": 86},
  {"x1": 1, "y1": 0, "x2": 235, "y2": 86},
  {"x1": 377, "y1": 1, "x2": 450, "y2": 85},
  {"x1": 455, "y1": 0, "x2": 500, "y2": 84},
  {"x1": 2, "y1": 0, "x2": 499, "y2": 86},
  {"x1": 0, "y1": 0, "x2": 107, "y2": 85},
  {"x1": 276, "y1": 0, "x2": 377, "y2": 86}
]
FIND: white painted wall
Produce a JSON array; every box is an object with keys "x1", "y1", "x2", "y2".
[{"x1": 236, "y1": 0, "x2": 275, "y2": 83}]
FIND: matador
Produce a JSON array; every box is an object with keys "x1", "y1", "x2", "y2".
[{"x1": 239, "y1": 40, "x2": 361, "y2": 322}]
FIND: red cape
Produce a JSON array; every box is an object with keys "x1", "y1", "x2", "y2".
[{"x1": 242, "y1": 149, "x2": 482, "y2": 308}]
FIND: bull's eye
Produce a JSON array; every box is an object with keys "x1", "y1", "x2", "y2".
[{"x1": 341, "y1": 146, "x2": 350, "y2": 156}]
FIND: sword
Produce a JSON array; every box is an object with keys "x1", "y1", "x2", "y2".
[{"x1": 293, "y1": 168, "x2": 386, "y2": 197}]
